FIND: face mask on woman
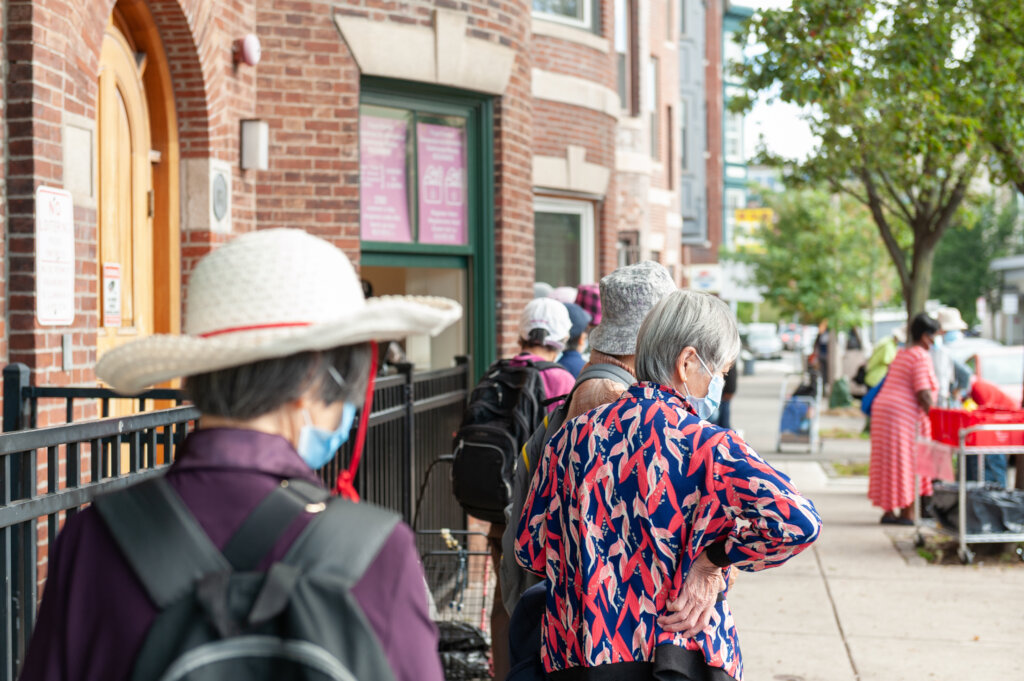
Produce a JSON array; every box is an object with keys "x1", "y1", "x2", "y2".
[
  {"x1": 683, "y1": 352, "x2": 724, "y2": 420},
  {"x1": 297, "y1": 402, "x2": 357, "y2": 470}
]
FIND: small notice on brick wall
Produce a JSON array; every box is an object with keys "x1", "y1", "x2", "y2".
[
  {"x1": 35, "y1": 186, "x2": 75, "y2": 326},
  {"x1": 102, "y1": 263, "x2": 122, "y2": 327}
]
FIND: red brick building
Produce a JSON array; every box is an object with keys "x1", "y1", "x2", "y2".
[{"x1": 0, "y1": 0, "x2": 635, "y2": 427}]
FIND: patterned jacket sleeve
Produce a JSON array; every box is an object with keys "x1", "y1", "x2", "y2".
[
  {"x1": 707, "y1": 433, "x2": 822, "y2": 571},
  {"x1": 514, "y1": 425, "x2": 566, "y2": 577}
]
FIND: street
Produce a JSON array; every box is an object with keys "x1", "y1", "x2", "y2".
[{"x1": 726, "y1": 355, "x2": 1024, "y2": 681}]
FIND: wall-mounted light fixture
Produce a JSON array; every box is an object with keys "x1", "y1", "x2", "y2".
[
  {"x1": 233, "y1": 34, "x2": 262, "y2": 66},
  {"x1": 240, "y1": 119, "x2": 269, "y2": 170}
]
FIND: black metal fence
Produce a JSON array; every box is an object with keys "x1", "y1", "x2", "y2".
[{"x1": 0, "y1": 358, "x2": 471, "y2": 681}]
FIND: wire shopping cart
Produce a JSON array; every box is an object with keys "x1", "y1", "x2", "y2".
[{"x1": 418, "y1": 529, "x2": 494, "y2": 681}]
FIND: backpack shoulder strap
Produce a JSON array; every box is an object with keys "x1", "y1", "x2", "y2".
[
  {"x1": 282, "y1": 498, "x2": 401, "y2": 585},
  {"x1": 533, "y1": 360, "x2": 564, "y2": 372},
  {"x1": 576, "y1": 363, "x2": 634, "y2": 388},
  {"x1": 221, "y1": 479, "x2": 330, "y2": 571},
  {"x1": 93, "y1": 477, "x2": 230, "y2": 609}
]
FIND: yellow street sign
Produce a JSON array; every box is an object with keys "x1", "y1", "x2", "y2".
[{"x1": 734, "y1": 207, "x2": 774, "y2": 223}]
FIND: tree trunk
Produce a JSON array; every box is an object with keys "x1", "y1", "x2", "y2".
[{"x1": 907, "y1": 237, "x2": 938, "y2": 319}]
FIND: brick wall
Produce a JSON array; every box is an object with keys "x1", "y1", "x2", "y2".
[
  {"x1": 531, "y1": 2, "x2": 619, "y2": 293},
  {"x1": 255, "y1": 0, "x2": 360, "y2": 264},
  {"x1": 493, "y1": 0, "x2": 534, "y2": 358},
  {"x1": 691, "y1": 0, "x2": 722, "y2": 265}
]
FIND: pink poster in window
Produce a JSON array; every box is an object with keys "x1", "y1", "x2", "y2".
[
  {"x1": 360, "y1": 116, "x2": 412, "y2": 243},
  {"x1": 417, "y1": 123, "x2": 468, "y2": 245}
]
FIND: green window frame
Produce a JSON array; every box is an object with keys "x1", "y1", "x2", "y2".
[{"x1": 359, "y1": 78, "x2": 496, "y2": 380}]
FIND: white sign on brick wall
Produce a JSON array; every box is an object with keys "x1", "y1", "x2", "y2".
[{"x1": 35, "y1": 186, "x2": 76, "y2": 326}]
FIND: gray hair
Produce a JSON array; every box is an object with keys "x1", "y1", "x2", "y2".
[
  {"x1": 185, "y1": 343, "x2": 372, "y2": 420},
  {"x1": 635, "y1": 290, "x2": 741, "y2": 385}
]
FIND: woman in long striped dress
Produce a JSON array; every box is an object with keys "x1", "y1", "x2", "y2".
[{"x1": 868, "y1": 313, "x2": 940, "y2": 524}]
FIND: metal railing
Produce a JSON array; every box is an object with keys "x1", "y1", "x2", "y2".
[{"x1": 0, "y1": 357, "x2": 471, "y2": 680}]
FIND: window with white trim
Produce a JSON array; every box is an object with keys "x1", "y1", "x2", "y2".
[
  {"x1": 534, "y1": 0, "x2": 590, "y2": 29},
  {"x1": 680, "y1": 98, "x2": 689, "y2": 171},
  {"x1": 724, "y1": 110, "x2": 744, "y2": 165},
  {"x1": 615, "y1": 0, "x2": 630, "y2": 109},
  {"x1": 534, "y1": 198, "x2": 596, "y2": 287},
  {"x1": 647, "y1": 57, "x2": 659, "y2": 159}
]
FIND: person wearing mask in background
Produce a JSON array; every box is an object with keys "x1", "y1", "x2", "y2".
[
  {"x1": 868, "y1": 313, "x2": 940, "y2": 525},
  {"x1": 515, "y1": 290, "x2": 821, "y2": 681},
  {"x1": 558, "y1": 303, "x2": 591, "y2": 378},
  {"x1": 930, "y1": 308, "x2": 961, "y2": 407}
]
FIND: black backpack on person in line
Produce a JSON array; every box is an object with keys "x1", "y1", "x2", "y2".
[
  {"x1": 93, "y1": 476, "x2": 399, "y2": 681},
  {"x1": 451, "y1": 357, "x2": 564, "y2": 524}
]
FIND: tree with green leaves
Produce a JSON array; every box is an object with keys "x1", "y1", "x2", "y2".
[
  {"x1": 733, "y1": 0, "x2": 1015, "y2": 317},
  {"x1": 965, "y1": 1, "x2": 1024, "y2": 196},
  {"x1": 729, "y1": 188, "x2": 896, "y2": 329},
  {"x1": 930, "y1": 198, "x2": 1021, "y2": 326}
]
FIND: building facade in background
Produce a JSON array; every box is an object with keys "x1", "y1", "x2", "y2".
[{"x1": 0, "y1": 0, "x2": 755, "y2": 427}]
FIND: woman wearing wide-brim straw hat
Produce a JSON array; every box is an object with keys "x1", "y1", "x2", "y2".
[{"x1": 20, "y1": 229, "x2": 460, "y2": 681}]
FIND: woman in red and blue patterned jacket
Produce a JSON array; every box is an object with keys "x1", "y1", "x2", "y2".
[{"x1": 515, "y1": 290, "x2": 822, "y2": 681}]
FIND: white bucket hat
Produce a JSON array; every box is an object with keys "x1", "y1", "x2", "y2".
[
  {"x1": 95, "y1": 229, "x2": 462, "y2": 394},
  {"x1": 936, "y1": 306, "x2": 968, "y2": 331}
]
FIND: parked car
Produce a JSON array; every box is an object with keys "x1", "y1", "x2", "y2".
[
  {"x1": 778, "y1": 323, "x2": 804, "y2": 351},
  {"x1": 966, "y1": 346, "x2": 1024, "y2": 405},
  {"x1": 745, "y1": 325, "x2": 784, "y2": 360}
]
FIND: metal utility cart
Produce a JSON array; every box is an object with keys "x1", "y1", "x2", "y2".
[
  {"x1": 915, "y1": 423, "x2": 1024, "y2": 565},
  {"x1": 418, "y1": 529, "x2": 494, "y2": 681},
  {"x1": 776, "y1": 372, "x2": 822, "y2": 454}
]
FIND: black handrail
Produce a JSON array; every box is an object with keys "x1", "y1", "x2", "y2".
[{"x1": 0, "y1": 357, "x2": 471, "y2": 680}]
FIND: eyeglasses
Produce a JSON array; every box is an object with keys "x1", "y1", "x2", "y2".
[{"x1": 326, "y1": 365, "x2": 347, "y2": 391}]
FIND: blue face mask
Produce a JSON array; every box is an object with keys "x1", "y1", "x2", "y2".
[
  {"x1": 945, "y1": 330, "x2": 963, "y2": 344},
  {"x1": 297, "y1": 403, "x2": 357, "y2": 470},
  {"x1": 684, "y1": 353, "x2": 725, "y2": 421}
]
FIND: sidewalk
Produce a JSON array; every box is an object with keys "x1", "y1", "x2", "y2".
[{"x1": 726, "y1": 359, "x2": 1024, "y2": 680}]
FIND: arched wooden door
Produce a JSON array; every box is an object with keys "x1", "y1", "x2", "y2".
[{"x1": 97, "y1": 20, "x2": 154, "y2": 360}]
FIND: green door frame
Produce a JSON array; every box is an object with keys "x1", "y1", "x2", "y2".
[{"x1": 359, "y1": 78, "x2": 495, "y2": 381}]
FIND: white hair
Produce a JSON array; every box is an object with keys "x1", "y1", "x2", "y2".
[{"x1": 635, "y1": 290, "x2": 741, "y2": 385}]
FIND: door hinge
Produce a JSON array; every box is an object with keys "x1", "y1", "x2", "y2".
[{"x1": 148, "y1": 189, "x2": 155, "y2": 217}]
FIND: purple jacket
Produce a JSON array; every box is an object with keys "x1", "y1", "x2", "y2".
[{"x1": 18, "y1": 428, "x2": 444, "y2": 681}]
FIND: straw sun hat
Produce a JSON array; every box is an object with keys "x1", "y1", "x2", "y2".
[{"x1": 95, "y1": 229, "x2": 462, "y2": 394}]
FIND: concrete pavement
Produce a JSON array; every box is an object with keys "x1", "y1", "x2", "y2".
[{"x1": 726, "y1": 357, "x2": 1024, "y2": 681}]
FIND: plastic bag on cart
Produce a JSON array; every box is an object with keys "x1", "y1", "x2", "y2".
[
  {"x1": 437, "y1": 621, "x2": 491, "y2": 681},
  {"x1": 780, "y1": 397, "x2": 812, "y2": 435},
  {"x1": 930, "y1": 481, "x2": 1024, "y2": 535}
]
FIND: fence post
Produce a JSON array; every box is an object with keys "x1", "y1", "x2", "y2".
[
  {"x1": 3, "y1": 364, "x2": 31, "y2": 433},
  {"x1": 1, "y1": 363, "x2": 33, "y2": 679},
  {"x1": 396, "y1": 362, "x2": 415, "y2": 524}
]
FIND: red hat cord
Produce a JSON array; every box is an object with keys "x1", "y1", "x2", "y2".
[{"x1": 334, "y1": 341, "x2": 378, "y2": 501}]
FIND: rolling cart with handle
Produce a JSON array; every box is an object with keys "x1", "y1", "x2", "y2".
[
  {"x1": 776, "y1": 372, "x2": 822, "y2": 454},
  {"x1": 418, "y1": 528, "x2": 494, "y2": 680},
  {"x1": 915, "y1": 414, "x2": 1024, "y2": 565}
]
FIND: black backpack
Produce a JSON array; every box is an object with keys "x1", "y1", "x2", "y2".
[
  {"x1": 93, "y1": 476, "x2": 400, "y2": 681},
  {"x1": 451, "y1": 357, "x2": 564, "y2": 524}
]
